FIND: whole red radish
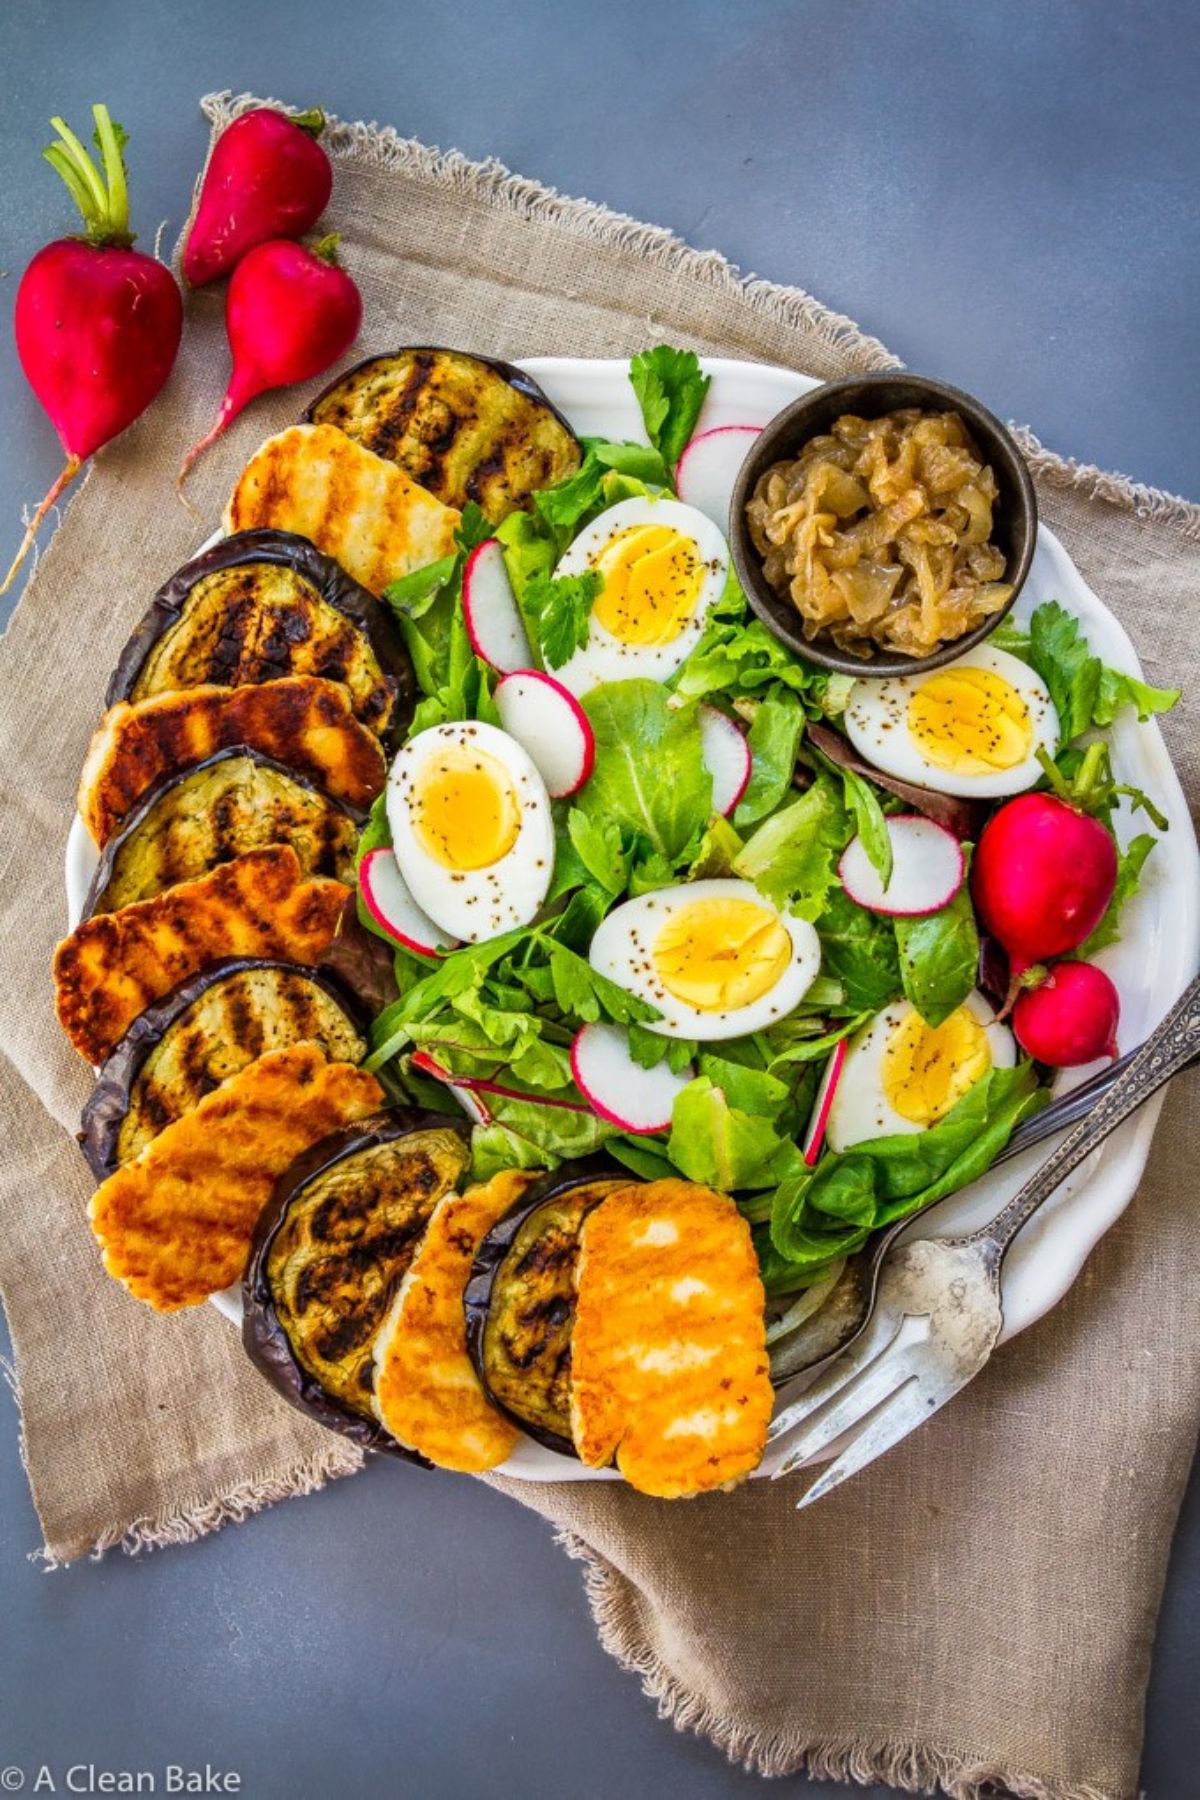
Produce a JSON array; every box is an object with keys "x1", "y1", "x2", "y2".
[
  {"x1": 183, "y1": 107, "x2": 332, "y2": 286},
  {"x1": 1012, "y1": 961, "x2": 1120, "y2": 1066},
  {"x1": 972, "y1": 792, "x2": 1117, "y2": 977},
  {"x1": 3, "y1": 106, "x2": 182, "y2": 594},
  {"x1": 177, "y1": 236, "x2": 361, "y2": 489}
]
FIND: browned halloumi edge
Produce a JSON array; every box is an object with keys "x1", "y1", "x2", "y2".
[
  {"x1": 78, "y1": 675, "x2": 386, "y2": 846},
  {"x1": 54, "y1": 847, "x2": 349, "y2": 1064},
  {"x1": 224, "y1": 423, "x2": 461, "y2": 596},
  {"x1": 373, "y1": 1169, "x2": 537, "y2": 1472},
  {"x1": 569, "y1": 1179, "x2": 773, "y2": 1498},
  {"x1": 87, "y1": 1044, "x2": 383, "y2": 1311}
]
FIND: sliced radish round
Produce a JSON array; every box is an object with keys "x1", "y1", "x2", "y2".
[
  {"x1": 571, "y1": 1022, "x2": 693, "y2": 1135},
  {"x1": 462, "y1": 538, "x2": 534, "y2": 674},
  {"x1": 494, "y1": 669, "x2": 595, "y2": 798},
  {"x1": 675, "y1": 425, "x2": 762, "y2": 529},
  {"x1": 838, "y1": 815, "x2": 964, "y2": 917},
  {"x1": 410, "y1": 1050, "x2": 493, "y2": 1125},
  {"x1": 802, "y1": 1038, "x2": 848, "y2": 1167},
  {"x1": 699, "y1": 704, "x2": 751, "y2": 817},
  {"x1": 359, "y1": 847, "x2": 459, "y2": 956}
]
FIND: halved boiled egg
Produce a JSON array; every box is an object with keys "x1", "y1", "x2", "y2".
[
  {"x1": 842, "y1": 644, "x2": 1058, "y2": 799},
  {"x1": 825, "y1": 991, "x2": 1015, "y2": 1151},
  {"x1": 588, "y1": 877, "x2": 820, "y2": 1040},
  {"x1": 552, "y1": 496, "x2": 729, "y2": 695},
  {"x1": 387, "y1": 721, "x2": 554, "y2": 943}
]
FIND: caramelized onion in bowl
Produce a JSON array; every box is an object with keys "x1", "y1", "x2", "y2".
[{"x1": 746, "y1": 408, "x2": 1014, "y2": 660}]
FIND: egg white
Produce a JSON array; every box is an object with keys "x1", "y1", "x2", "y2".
[
  {"x1": 552, "y1": 496, "x2": 729, "y2": 696},
  {"x1": 588, "y1": 877, "x2": 821, "y2": 1040},
  {"x1": 842, "y1": 644, "x2": 1059, "y2": 799},
  {"x1": 387, "y1": 721, "x2": 554, "y2": 943},
  {"x1": 824, "y1": 991, "x2": 1016, "y2": 1152}
]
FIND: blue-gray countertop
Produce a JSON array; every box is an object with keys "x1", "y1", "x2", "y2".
[{"x1": 1, "y1": 3, "x2": 1196, "y2": 1795}]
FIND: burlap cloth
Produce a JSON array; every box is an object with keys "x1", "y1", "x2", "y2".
[{"x1": 1, "y1": 90, "x2": 1197, "y2": 1798}]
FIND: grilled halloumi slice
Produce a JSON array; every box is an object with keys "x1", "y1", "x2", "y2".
[
  {"x1": 78, "y1": 675, "x2": 386, "y2": 844},
  {"x1": 225, "y1": 423, "x2": 461, "y2": 595},
  {"x1": 54, "y1": 847, "x2": 349, "y2": 1064},
  {"x1": 373, "y1": 1169, "x2": 536, "y2": 1472},
  {"x1": 569, "y1": 1179, "x2": 773, "y2": 1498},
  {"x1": 88, "y1": 1045, "x2": 383, "y2": 1311}
]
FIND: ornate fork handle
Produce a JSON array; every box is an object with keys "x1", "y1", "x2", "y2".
[{"x1": 960, "y1": 972, "x2": 1200, "y2": 1262}]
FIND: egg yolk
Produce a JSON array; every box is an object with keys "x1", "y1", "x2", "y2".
[
  {"x1": 652, "y1": 898, "x2": 791, "y2": 1012},
  {"x1": 882, "y1": 1005, "x2": 992, "y2": 1126},
  {"x1": 906, "y1": 667, "x2": 1032, "y2": 775},
  {"x1": 412, "y1": 745, "x2": 520, "y2": 871},
  {"x1": 591, "y1": 524, "x2": 706, "y2": 646}
]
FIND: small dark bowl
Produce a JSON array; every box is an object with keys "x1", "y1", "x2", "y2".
[{"x1": 728, "y1": 372, "x2": 1037, "y2": 678}]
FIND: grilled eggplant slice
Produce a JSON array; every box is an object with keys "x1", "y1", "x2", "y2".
[
  {"x1": 463, "y1": 1157, "x2": 628, "y2": 1456},
  {"x1": 225, "y1": 424, "x2": 461, "y2": 596},
  {"x1": 83, "y1": 748, "x2": 362, "y2": 916},
  {"x1": 89, "y1": 1044, "x2": 383, "y2": 1312},
  {"x1": 107, "y1": 530, "x2": 413, "y2": 745},
  {"x1": 79, "y1": 674, "x2": 386, "y2": 845},
  {"x1": 305, "y1": 348, "x2": 582, "y2": 523},
  {"x1": 80, "y1": 957, "x2": 369, "y2": 1179},
  {"x1": 243, "y1": 1108, "x2": 471, "y2": 1455}
]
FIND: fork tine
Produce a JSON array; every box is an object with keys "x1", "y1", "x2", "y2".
[
  {"x1": 769, "y1": 1314, "x2": 930, "y2": 1478},
  {"x1": 791, "y1": 1377, "x2": 927, "y2": 1509},
  {"x1": 767, "y1": 1306, "x2": 925, "y2": 1445}
]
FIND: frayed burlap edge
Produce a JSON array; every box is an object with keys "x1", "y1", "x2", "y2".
[
  {"x1": 200, "y1": 89, "x2": 1200, "y2": 548},
  {"x1": 555, "y1": 1529, "x2": 1124, "y2": 1799}
]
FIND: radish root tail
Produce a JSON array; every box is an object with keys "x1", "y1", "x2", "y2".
[{"x1": 1, "y1": 456, "x2": 82, "y2": 596}]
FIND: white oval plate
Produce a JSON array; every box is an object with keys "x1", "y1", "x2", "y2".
[{"x1": 66, "y1": 355, "x2": 1200, "y2": 1483}]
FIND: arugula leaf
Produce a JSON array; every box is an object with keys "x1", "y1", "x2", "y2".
[
  {"x1": 577, "y1": 680, "x2": 712, "y2": 862},
  {"x1": 815, "y1": 887, "x2": 903, "y2": 1014},
  {"x1": 733, "y1": 689, "x2": 804, "y2": 829},
  {"x1": 733, "y1": 771, "x2": 848, "y2": 919},
  {"x1": 893, "y1": 878, "x2": 979, "y2": 1027},
  {"x1": 629, "y1": 346, "x2": 711, "y2": 471},
  {"x1": 523, "y1": 569, "x2": 602, "y2": 669},
  {"x1": 1077, "y1": 832, "x2": 1156, "y2": 956},
  {"x1": 839, "y1": 764, "x2": 893, "y2": 885},
  {"x1": 770, "y1": 1063, "x2": 1047, "y2": 1271},
  {"x1": 1010, "y1": 601, "x2": 1180, "y2": 741},
  {"x1": 544, "y1": 939, "x2": 660, "y2": 1026},
  {"x1": 565, "y1": 810, "x2": 631, "y2": 896}
]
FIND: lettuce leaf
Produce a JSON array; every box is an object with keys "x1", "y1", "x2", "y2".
[
  {"x1": 770, "y1": 1063, "x2": 1047, "y2": 1274},
  {"x1": 734, "y1": 772, "x2": 849, "y2": 920},
  {"x1": 893, "y1": 878, "x2": 979, "y2": 1027},
  {"x1": 668, "y1": 1075, "x2": 807, "y2": 1192},
  {"x1": 815, "y1": 887, "x2": 902, "y2": 1013},
  {"x1": 733, "y1": 688, "x2": 803, "y2": 829},
  {"x1": 576, "y1": 679, "x2": 712, "y2": 862}
]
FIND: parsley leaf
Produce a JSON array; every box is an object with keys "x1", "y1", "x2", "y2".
[
  {"x1": 629, "y1": 346, "x2": 711, "y2": 470},
  {"x1": 523, "y1": 569, "x2": 602, "y2": 669}
]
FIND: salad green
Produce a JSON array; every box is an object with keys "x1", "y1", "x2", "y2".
[{"x1": 364, "y1": 345, "x2": 1179, "y2": 1304}]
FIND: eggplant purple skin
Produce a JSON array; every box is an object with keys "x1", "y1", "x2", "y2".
[
  {"x1": 242, "y1": 1107, "x2": 472, "y2": 1462},
  {"x1": 77, "y1": 956, "x2": 370, "y2": 1182},
  {"x1": 105, "y1": 529, "x2": 415, "y2": 748},
  {"x1": 303, "y1": 346, "x2": 581, "y2": 452},
  {"x1": 463, "y1": 1154, "x2": 629, "y2": 1459},
  {"x1": 80, "y1": 744, "x2": 366, "y2": 923}
]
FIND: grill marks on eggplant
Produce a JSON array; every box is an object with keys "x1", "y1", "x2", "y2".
[
  {"x1": 80, "y1": 960, "x2": 368, "y2": 1177},
  {"x1": 128, "y1": 562, "x2": 398, "y2": 738},
  {"x1": 261, "y1": 1125, "x2": 470, "y2": 1419},
  {"x1": 306, "y1": 349, "x2": 582, "y2": 524},
  {"x1": 85, "y1": 751, "x2": 361, "y2": 915},
  {"x1": 468, "y1": 1173, "x2": 624, "y2": 1452}
]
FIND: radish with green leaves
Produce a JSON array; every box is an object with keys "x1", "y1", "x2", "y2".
[{"x1": 4, "y1": 107, "x2": 183, "y2": 594}]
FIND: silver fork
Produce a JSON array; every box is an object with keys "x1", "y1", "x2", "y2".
[{"x1": 768, "y1": 970, "x2": 1200, "y2": 1507}]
